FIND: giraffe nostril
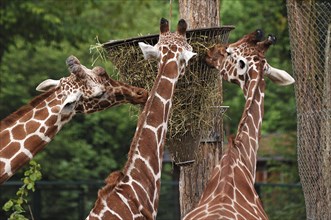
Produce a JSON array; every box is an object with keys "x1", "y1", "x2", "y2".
[{"x1": 137, "y1": 91, "x2": 144, "y2": 96}]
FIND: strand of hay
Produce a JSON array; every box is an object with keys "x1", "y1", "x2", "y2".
[{"x1": 90, "y1": 36, "x2": 108, "y2": 66}]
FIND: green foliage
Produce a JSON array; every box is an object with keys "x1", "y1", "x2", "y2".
[
  {"x1": 36, "y1": 106, "x2": 140, "y2": 181},
  {"x1": 0, "y1": 0, "x2": 73, "y2": 61},
  {"x1": 261, "y1": 185, "x2": 306, "y2": 220},
  {"x1": 2, "y1": 160, "x2": 42, "y2": 220}
]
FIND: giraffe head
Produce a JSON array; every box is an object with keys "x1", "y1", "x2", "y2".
[
  {"x1": 206, "y1": 29, "x2": 295, "y2": 96},
  {"x1": 36, "y1": 55, "x2": 148, "y2": 115},
  {"x1": 138, "y1": 18, "x2": 196, "y2": 76}
]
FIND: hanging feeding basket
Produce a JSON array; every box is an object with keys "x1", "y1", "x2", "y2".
[{"x1": 103, "y1": 26, "x2": 234, "y2": 164}]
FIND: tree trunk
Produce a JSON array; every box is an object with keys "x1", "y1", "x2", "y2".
[
  {"x1": 178, "y1": 0, "x2": 222, "y2": 217},
  {"x1": 179, "y1": 0, "x2": 220, "y2": 29}
]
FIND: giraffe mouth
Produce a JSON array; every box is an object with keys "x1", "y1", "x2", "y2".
[
  {"x1": 61, "y1": 93, "x2": 81, "y2": 115},
  {"x1": 63, "y1": 102, "x2": 75, "y2": 111},
  {"x1": 124, "y1": 88, "x2": 148, "y2": 105}
]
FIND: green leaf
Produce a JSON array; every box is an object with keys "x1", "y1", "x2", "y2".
[
  {"x1": 10, "y1": 213, "x2": 28, "y2": 220},
  {"x1": 35, "y1": 171, "x2": 42, "y2": 180},
  {"x1": 13, "y1": 204, "x2": 24, "y2": 212},
  {"x1": 2, "y1": 200, "x2": 14, "y2": 211},
  {"x1": 27, "y1": 182, "x2": 34, "y2": 190},
  {"x1": 16, "y1": 189, "x2": 23, "y2": 197},
  {"x1": 29, "y1": 160, "x2": 37, "y2": 166},
  {"x1": 23, "y1": 178, "x2": 29, "y2": 185},
  {"x1": 30, "y1": 173, "x2": 37, "y2": 181},
  {"x1": 16, "y1": 197, "x2": 23, "y2": 205}
]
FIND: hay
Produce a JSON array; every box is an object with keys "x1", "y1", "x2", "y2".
[
  {"x1": 89, "y1": 36, "x2": 108, "y2": 66},
  {"x1": 101, "y1": 27, "x2": 234, "y2": 140}
]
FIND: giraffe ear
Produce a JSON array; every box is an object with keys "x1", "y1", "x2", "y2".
[
  {"x1": 138, "y1": 42, "x2": 160, "y2": 60},
  {"x1": 36, "y1": 79, "x2": 60, "y2": 92},
  {"x1": 266, "y1": 65, "x2": 295, "y2": 86},
  {"x1": 181, "y1": 50, "x2": 197, "y2": 65}
]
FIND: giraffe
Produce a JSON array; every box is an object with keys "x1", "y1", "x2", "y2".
[
  {"x1": 0, "y1": 55, "x2": 148, "y2": 184},
  {"x1": 86, "y1": 18, "x2": 196, "y2": 220},
  {"x1": 183, "y1": 30, "x2": 295, "y2": 220}
]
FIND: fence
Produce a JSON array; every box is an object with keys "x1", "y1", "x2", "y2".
[
  {"x1": 0, "y1": 181, "x2": 304, "y2": 220},
  {"x1": 287, "y1": 1, "x2": 331, "y2": 219}
]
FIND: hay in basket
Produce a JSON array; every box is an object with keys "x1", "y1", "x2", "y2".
[{"x1": 102, "y1": 26, "x2": 234, "y2": 164}]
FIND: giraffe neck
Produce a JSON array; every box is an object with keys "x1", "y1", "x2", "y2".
[
  {"x1": 183, "y1": 135, "x2": 268, "y2": 220},
  {"x1": 87, "y1": 55, "x2": 179, "y2": 220},
  {"x1": 0, "y1": 89, "x2": 74, "y2": 183},
  {"x1": 234, "y1": 67, "x2": 265, "y2": 181},
  {"x1": 183, "y1": 67, "x2": 268, "y2": 220},
  {"x1": 125, "y1": 57, "x2": 178, "y2": 214}
]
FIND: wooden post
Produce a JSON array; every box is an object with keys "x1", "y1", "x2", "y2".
[
  {"x1": 179, "y1": 0, "x2": 220, "y2": 29},
  {"x1": 178, "y1": 0, "x2": 222, "y2": 217}
]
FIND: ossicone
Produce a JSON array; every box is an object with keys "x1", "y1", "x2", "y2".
[{"x1": 177, "y1": 19, "x2": 188, "y2": 36}]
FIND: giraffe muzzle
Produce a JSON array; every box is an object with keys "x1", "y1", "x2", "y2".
[{"x1": 133, "y1": 88, "x2": 148, "y2": 104}]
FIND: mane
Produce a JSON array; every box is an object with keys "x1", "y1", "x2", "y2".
[
  {"x1": 227, "y1": 135, "x2": 236, "y2": 150},
  {"x1": 222, "y1": 134, "x2": 236, "y2": 161},
  {"x1": 0, "y1": 88, "x2": 57, "y2": 128},
  {"x1": 97, "y1": 170, "x2": 124, "y2": 199}
]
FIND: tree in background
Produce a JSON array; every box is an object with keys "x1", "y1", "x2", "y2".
[{"x1": 177, "y1": 0, "x2": 223, "y2": 217}]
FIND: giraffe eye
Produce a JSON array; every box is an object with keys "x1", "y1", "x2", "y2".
[{"x1": 239, "y1": 60, "x2": 245, "y2": 69}]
